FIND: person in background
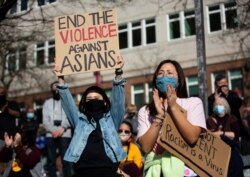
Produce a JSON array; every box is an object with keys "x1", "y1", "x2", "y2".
[
  {"x1": 208, "y1": 74, "x2": 243, "y2": 135},
  {"x1": 0, "y1": 86, "x2": 21, "y2": 144},
  {"x1": 124, "y1": 104, "x2": 138, "y2": 136},
  {"x1": 239, "y1": 97, "x2": 250, "y2": 155},
  {"x1": 0, "y1": 86, "x2": 21, "y2": 177},
  {"x1": 207, "y1": 96, "x2": 241, "y2": 142},
  {"x1": 55, "y1": 57, "x2": 127, "y2": 177},
  {"x1": 207, "y1": 96, "x2": 243, "y2": 177},
  {"x1": 42, "y1": 81, "x2": 72, "y2": 177},
  {"x1": 20, "y1": 107, "x2": 39, "y2": 133},
  {"x1": 118, "y1": 120, "x2": 143, "y2": 177},
  {"x1": 137, "y1": 59, "x2": 206, "y2": 177},
  {"x1": 0, "y1": 124, "x2": 41, "y2": 177}
]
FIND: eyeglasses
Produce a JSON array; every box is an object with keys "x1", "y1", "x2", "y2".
[
  {"x1": 118, "y1": 129, "x2": 131, "y2": 135},
  {"x1": 157, "y1": 71, "x2": 177, "y2": 78}
]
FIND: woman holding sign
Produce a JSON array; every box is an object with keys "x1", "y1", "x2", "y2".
[
  {"x1": 137, "y1": 59, "x2": 207, "y2": 177},
  {"x1": 54, "y1": 57, "x2": 129, "y2": 177}
]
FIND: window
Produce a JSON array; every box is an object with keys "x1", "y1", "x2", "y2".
[
  {"x1": 184, "y1": 11, "x2": 196, "y2": 36},
  {"x1": 224, "y1": 2, "x2": 238, "y2": 29},
  {"x1": 228, "y1": 69, "x2": 243, "y2": 96},
  {"x1": 118, "y1": 18, "x2": 156, "y2": 49},
  {"x1": 186, "y1": 76, "x2": 199, "y2": 97},
  {"x1": 36, "y1": 43, "x2": 45, "y2": 66},
  {"x1": 35, "y1": 40, "x2": 55, "y2": 66},
  {"x1": 208, "y1": 1, "x2": 238, "y2": 33},
  {"x1": 7, "y1": 52, "x2": 17, "y2": 73},
  {"x1": 118, "y1": 25, "x2": 128, "y2": 49},
  {"x1": 18, "y1": 48, "x2": 27, "y2": 70},
  {"x1": 132, "y1": 22, "x2": 142, "y2": 47},
  {"x1": 21, "y1": 0, "x2": 28, "y2": 11},
  {"x1": 6, "y1": 48, "x2": 27, "y2": 72},
  {"x1": 131, "y1": 83, "x2": 152, "y2": 108},
  {"x1": 169, "y1": 13, "x2": 181, "y2": 40},
  {"x1": 131, "y1": 84, "x2": 145, "y2": 109},
  {"x1": 9, "y1": 0, "x2": 29, "y2": 14},
  {"x1": 48, "y1": 40, "x2": 55, "y2": 64},
  {"x1": 37, "y1": 0, "x2": 56, "y2": 7},
  {"x1": 168, "y1": 10, "x2": 196, "y2": 40}
]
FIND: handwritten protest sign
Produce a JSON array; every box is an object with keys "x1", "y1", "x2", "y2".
[
  {"x1": 158, "y1": 114, "x2": 231, "y2": 177},
  {"x1": 54, "y1": 9, "x2": 120, "y2": 76}
]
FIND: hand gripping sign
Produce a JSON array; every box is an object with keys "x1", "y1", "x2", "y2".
[
  {"x1": 157, "y1": 113, "x2": 231, "y2": 177},
  {"x1": 54, "y1": 9, "x2": 120, "y2": 76}
]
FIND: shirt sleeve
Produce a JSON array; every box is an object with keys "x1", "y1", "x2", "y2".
[
  {"x1": 186, "y1": 97, "x2": 207, "y2": 130},
  {"x1": 57, "y1": 83, "x2": 79, "y2": 127},
  {"x1": 42, "y1": 100, "x2": 56, "y2": 133},
  {"x1": 110, "y1": 78, "x2": 126, "y2": 130},
  {"x1": 136, "y1": 106, "x2": 151, "y2": 141}
]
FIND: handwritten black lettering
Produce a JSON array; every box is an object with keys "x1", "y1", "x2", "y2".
[{"x1": 60, "y1": 56, "x2": 74, "y2": 73}]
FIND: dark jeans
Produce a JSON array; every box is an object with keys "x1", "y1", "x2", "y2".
[{"x1": 46, "y1": 137, "x2": 72, "y2": 177}]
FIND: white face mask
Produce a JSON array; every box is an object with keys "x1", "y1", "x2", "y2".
[{"x1": 119, "y1": 132, "x2": 130, "y2": 142}]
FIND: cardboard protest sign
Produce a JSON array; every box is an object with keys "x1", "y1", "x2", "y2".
[
  {"x1": 54, "y1": 9, "x2": 120, "y2": 76},
  {"x1": 158, "y1": 115, "x2": 231, "y2": 177}
]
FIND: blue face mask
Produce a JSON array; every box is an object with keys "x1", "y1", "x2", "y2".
[
  {"x1": 26, "y1": 112, "x2": 34, "y2": 119},
  {"x1": 213, "y1": 105, "x2": 225, "y2": 117},
  {"x1": 155, "y1": 76, "x2": 177, "y2": 94}
]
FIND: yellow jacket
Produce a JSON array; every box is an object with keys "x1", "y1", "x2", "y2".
[{"x1": 120, "y1": 142, "x2": 143, "y2": 169}]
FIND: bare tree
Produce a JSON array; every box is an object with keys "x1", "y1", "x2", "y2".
[
  {"x1": 0, "y1": 0, "x2": 249, "y2": 98},
  {"x1": 0, "y1": 0, "x2": 134, "y2": 97},
  {"x1": 0, "y1": 0, "x2": 17, "y2": 21}
]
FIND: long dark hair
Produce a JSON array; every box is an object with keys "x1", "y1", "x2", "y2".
[{"x1": 147, "y1": 59, "x2": 188, "y2": 115}]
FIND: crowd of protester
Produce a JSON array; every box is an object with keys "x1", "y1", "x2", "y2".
[{"x1": 0, "y1": 59, "x2": 250, "y2": 177}]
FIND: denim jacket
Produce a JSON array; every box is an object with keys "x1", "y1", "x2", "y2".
[{"x1": 57, "y1": 77, "x2": 127, "y2": 163}]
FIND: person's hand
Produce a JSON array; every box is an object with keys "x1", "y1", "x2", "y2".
[
  {"x1": 4, "y1": 132, "x2": 13, "y2": 148},
  {"x1": 152, "y1": 88, "x2": 164, "y2": 116},
  {"x1": 52, "y1": 127, "x2": 65, "y2": 138},
  {"x1": 116, "y1": 55, "x2": 124, "y2": 70},
  {"x1": 13, "y1": 133, "x2": 22, "y2": 147},
  {"x1": 214, "y1": 89, "x2": 221, "y2": 99},
  {"x1": 53, "y1": 58, "x2": 65, "y2": 84},
  {"x1": 166, "y1": 85, "x2": 177, "y2": 107},
  {"x1": 53, "y1": 58, "x2": 61, "y2": 75},
  {"x1": 51, "y1": 130, "x2": 60, "y2": 138},
  {"x1": 57, "y1": 127, "x2": 65, "y2": 137}
]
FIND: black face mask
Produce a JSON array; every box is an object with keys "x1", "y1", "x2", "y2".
[
  {"x1": 0, "y1": 95, "x2": 7, "y2": 107},
  {"x1": 52, "y1": 91, "x2": 60, "y2": 100},
  {"x1": 84, "y1": 99, "x2": 106, "y2": 120}
]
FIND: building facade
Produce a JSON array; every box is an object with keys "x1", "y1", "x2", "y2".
[{"x1": 1, "y1": 0, "x2": 249, "y2": 122}]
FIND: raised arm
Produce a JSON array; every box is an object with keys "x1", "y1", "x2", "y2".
[
  {"x1": 110, "y1": 56, "x2": 126, "y2": 129},
  {"x1": 56, "y1": 76, "x2": 79, "y2": 128}
]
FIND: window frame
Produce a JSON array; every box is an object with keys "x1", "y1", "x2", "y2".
[
  {"x1": 36, "y1": 0, "x2": 57, "y2": 7},
  {"x1": 6, "y1": 48, "x2": 27, "y2": 73},
  {"x1": 118, "y1": 17, "x2": 156, "y2": 50},
  {"x1": 167, "y1": 9, "x2": 196, "y2": 41},
  {"x1": 207, "y1": 1, "x2": 238, "y2": 33},
  {"x1": 131, "y1": 83, "x2": 152, "y2": 108},
  {"x1": 186, "y1": 75, "x2": 199, "y2": 97},
  {"x1": 9, "y1": 0, "x2": 29, "y2": 14},
  {"x1": 34, "y1": 39, "x2": 55, "y2": 66}
]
